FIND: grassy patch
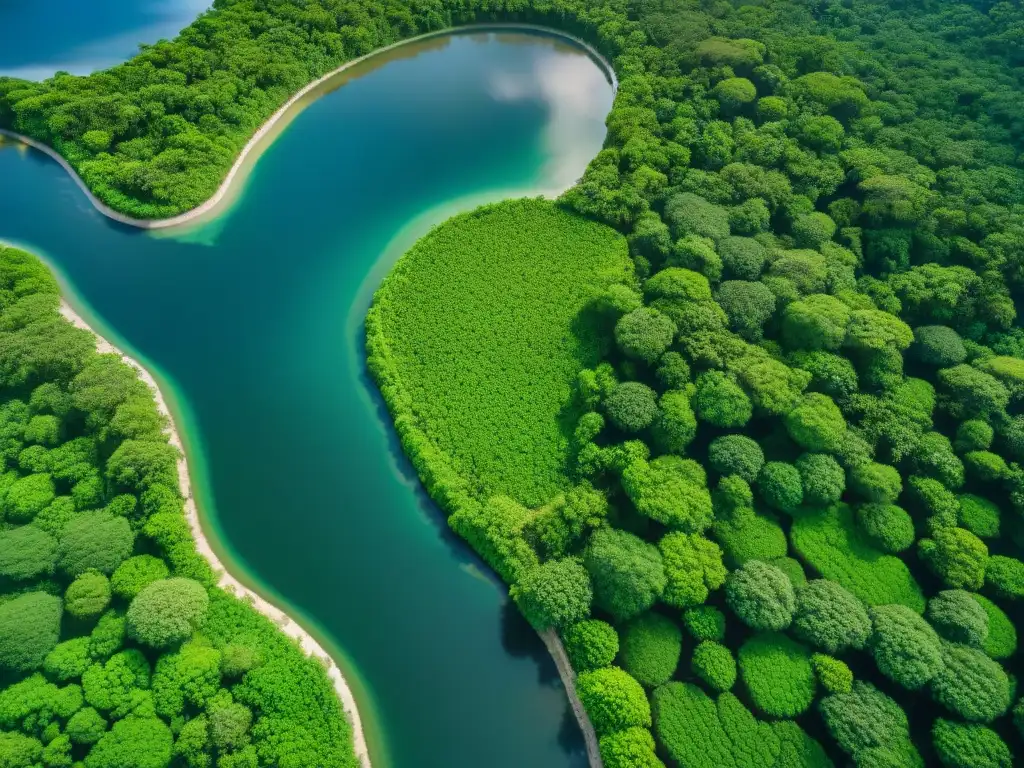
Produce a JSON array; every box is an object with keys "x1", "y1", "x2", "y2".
[{"x1": 367, "y1": 198, "x2": 630, "y2": 508}]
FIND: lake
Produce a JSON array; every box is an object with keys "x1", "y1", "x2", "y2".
[{"x1": 0, "y1": 27, "x2": 613, "y2": 768}]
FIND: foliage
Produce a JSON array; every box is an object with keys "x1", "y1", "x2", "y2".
[
  {"x1": 659, "y1": 533, "x2": 725, "y2": 609},
  {"x1": 927, "y1": 590, "x2": 988, "y2": 647},
  {"x1": 511, "y1": 558, "x2": 591, "y2": 631},
  {"x1": 127, "y1": 578, "x2": 209, "y2": 648},
  {"x1": 607, "y1": 383, "x2": 660, "y2": 433},
  {"x1": 692, "y1": 642, "x2": 736, "y2": 693},
  {"x1": 919, "y1": 527, "x2": 988, "y2": 591},
  {"x1": 958, "y1": 495, "x2": 1000, "y2": 539},
  {"x1": 599, "y1": 727, "x2": 665, "y2": 768},
  {"x1": 0, "y1": 525, "x2": 56, "y2": 581},
  {"x1": 110, "y1": 555, "x2": 169, "y2": 600},
  {"x1": 683, "y1": 607, "x2": 725, "y2": 643},
  {"x1": 725, "y1": 560, "x2": 795, "y2": 631},
  {"x1": 57, "y1": 512, "x2": 135, "y2": 577},
  {"x1": 792, "y1": 579, "x2": 871, "y2": 655},
  {"x1": 868, "y1": 605, "x2": 943, "y2": 691},
  {"x1": 738, "y1": 633, "x2": 815, "y2": 717},
  {"x1": 758, "y1": 462, "x2": 803, "y2": 515},
  {"x1": 932, "y1": 719, "x2": 1011, "y2": 768},
  {"x1": 576, "y1": 667, "x2": 651, "y2": 735},
  {"x1": 585, "y1": 527, "x2": 666, "y2": 622},
  {"x1": 619, "y1": 613, "x2": 682, "y2": 688},
  {"x1": 563, "y1": 620, "x2": 618, "y2": 672},
  {"x1": 985, "y1": 555, "x2": 1024, "y2": 600},
  {"x1": 66, "y1": 572, "x2": 112, "y2": 620},
  {"x1": 970, "y1": 594, "x2": 1016, "y2": 659},
  {"x1": 616, "y1": 308, "x2": 676, "y2": 364},
  {"x1": 0, "y1": 591, "x2": 62, "y2": 672},
  {"x1": 708, "y1": 436, "x2": 764, "y2": 482},
  {"x1": 795, "y1": 453, "x2": 845, "y2": 507},
  {"x1": 811, "y1": 654, "x2": 852, "y2": 695},
  {"x1": 930, "y1": 642, "x2": 1011, "y2": 723},
  {"x1": 622, "y1": 457, "x2": 713, "y2": 533},
  {"x1": 819, "y1": 682, "x2": 920, "y2": 767},
  {"x1": 856, "y1": 504, "x2": 914, "y2": 554}
]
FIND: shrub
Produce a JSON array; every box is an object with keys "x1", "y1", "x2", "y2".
[
  {"x1": 57, "y1": 512, "x2": 135, "y2": 577},
  {"x1": 664, "y1": 194, "x2": 731, "y2": 242},
  {"x1": 913, "y1": 326, "x2": 966, "y2": 367},
  {"x1": 43, "y1": 637, "x2": 92, "y2": 681},
  {"x1": 683, "y1": 607, "x2": 726, "y2": 643},
  {"x1": 450, "y1": 496, "x2": 538, "y2": 585},
  {"x1": 970, "y1": 594, "x2": 1016, "y2": 659},
  {"x1": 83, "y1": 715, "x2": 172, "y2": 768},
  {"x1": 656, "y1": 352, "x2": 691, "y2": 390},
  {"x1": 919, "y1": 527, "x2": 988, "y2": 591},
  {"x1": 66, "y1": 572, "x2": 112, "y2": 619},
  {"x1": 792, "y1": 579, "x2": 871, "y2": 654},
  {"x1": 576, "y1": 667, "x2": 651, "y2": 735},
  {"x1": 927, "y1": 590, "x2": 988, "y2": 647},
  {"x1": 599, "y1": 727, "x2": 664, "y2": 768},
  {"x1": 955, "y1": 420, "x2": 993, "y2": 453},
  {"x1": 0, "y1": 591, "x2": 62, "y2": 672},
  {"x1": 985, "y1": 555, "x2": 1024, "y2": 599},
  {"x1": 652, "y1": 683, "x2": 781, "y2": 768},
  {"x1": 110, "y1": 555, "x2": 170, "y2": 600},
  {"x1": 932, "y1": 718, "x2": 1011, "y2": 768},
  {"x1": 848, "y1": 462, "x2": 902, "y2": 503},
  {"x1": 784, "y1": 393, "x2": 846, "y2": 453},
  {"x1": 659, "y1": 533, "x2": 726, "y2": 608},
  {"x1": 868, "y1": 604, "x2": 943, "y2": 690},
  {"x1": 563, "y1": 620, "x2": 618, "y2": 672},
  {"x1": 127, "y1": 578, "x2": 209, "y2": 648},
  {"x1": 0, "y1": 525, "x2": 56, "y2": 580},
  {"x1": 769, "y1": 556, "x2": 807, "y2": 587},
  {"x1": 717, "y1": 281, "x2": 776, "y2": 341},
  {"x1": 790, "y1": 504, "x2": 925, "y2": 611},
  {"x1": 692, "y1": 641, "x2": 736, "y2": 692},
  {"x1": 0, "y1": 732, "x2": 43, "y2": 766},
  {"x1": 964, "y1": 450, "x2": 1009, "y2": 483},
  {"x1": 795, "y1": 453, "x2": 845, "y2": 506},
  {"x1": 713, "y1": 509, "x2": 788, "y2": 567},
  {"x1": 811, "y1": 653, "x2": 852, "y2": 694},
  {"x1": 819, "y1": 682, "x2": 919, "y2": 764},
  {"x1": 693, "y1": 371, "x2": 753, "y2": 428},
  {"x1": 856, "y1": 503, "x2": 915, "y2": 553},
  {"x1": 652, "y1": 390, "x2": 697, "y2": 454},
  {"x1": 615, "y1": 308, "x2": 677, "y2": 363},
  {"x1": 738, "y1": 633, "x2": 815, "y2": 717},
  {"x1": 757, "y1": 462, "x2": 803, "y2": 514},
  {"x1": 930, "y1": 641, "x2": 1011, "y2": 723},
  {"x1": 937, "y1": 365, "x2": 1009, "y2": 420},
  {"x1": 511, "y1": 558, "x2": 592, "y2": 631},
  {"x1": 707, "y1": 436, "x2": 764, "y2": 482},
  {"x1": 605, "y1": 382, "x2": 660, "y2": 433},
  {"x1": 622, "y1": 457, "x2": 713, "y2": 533},
  {"x1": 719, "y1": 236, "x2": 767, "y2": 280},
  {"x1": 957, "y1": 494, "x2": 1000, "y2": 539},
  {"x1": 782, "y1": 294, "x2": 850, "y2": 351},
  {"x1": 65, "y1": 706, "x2": 107, "y2": 745},
  {"x1": 725, "y1": 560, "x2": 795, "y2": 631},
  {"x1": 3, "y1": 472, "x2": 56, "y2": 522},
  {"x1": 585, "y1": 527, "x2": 666, "y2": 622}
]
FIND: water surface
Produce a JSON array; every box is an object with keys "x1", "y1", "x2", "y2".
[{"x1": 0, "y1": 31, "x2": 612, "y2": 768}]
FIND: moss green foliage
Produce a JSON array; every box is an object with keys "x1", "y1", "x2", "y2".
[
  {"x1": 739, "y1": 633, "x2": 815, "y2": 717},
  {"x1": 451, "y1": 496, "x2": 538, "y2": 584},
  {"x1": 713, "y1": 508, "x2": 788, "y2": 567},
  {"x1": 785, "y1": 394, "x2": 846, "y2": 453},
  {"x1": 758, "y1": 462, "x2": 804, "y2": 515},
  {"x1": 856, "y1": 504, "x2": 914, "y2": 554},
  {"x1": 511, "y1": 558, "x2": 592, "y2": 631},
  {"x1": 726, "y1": 560, "x2": 795, "y2": 632},
  {"x1": 692, "y1": 642, "x2": 736, "y2": 693},
  {"x1": 957, "y1": 495, "x2": 1000, "y2": 539},
  {"x1": 619, "y1": 613, "x2": 682, "y2": 688},
  {"x1": 930, "y1": 642, "x2": 1011, "y2": 723},
  {"x1": 919, "y1": 527, "x2": 989, "y2": 591},
  {"x1": 599, "y1": 726, "x2": 665, "y2": 768},
  {"x1": 622, "y1": 457, "x2": 713, "y2": 533},
  {"x1": 659, "y1": 532, "x2": 725, "y2": 609},
  {"x1": 985, "y1": 555, "x2": 1024, "y2": 600},
  {"x1": 792, "y1": 579, "x2": 871, "y2": 655},
  {"x1": 868, "y1": 604, "x2": 943, "y2": 691},
  {"x1": 970, "y1": 594, "x2": 1017, "y2": 660},
  {"x1": 576, "y1": 666, "x2": 651, "y2": 735},
  {"x1": 693, "y1": 372, "x2": 753, "y2": 428},
  {"x1": 616, "y1": 308, "x2": 676, "y2": 364},
  {"x1": 820, "y1": 682, "x2": 921, "y2": 766},
  {"x1": 811, "y1": 654, "x2": 852, "y2": 695},
  {"x1": 708, "y1": 436, "x2": 764, "y2": 482},
  {"x1": 795, "y1": 453, "x2": 845, "y2": 507},
  {"x1": 0, "y1": 247, "x2": 358, "y2": 765},
  {"x1": 585, "y1": 527, "x2": 666, "y2": 622},
  {"x1": 927, "y1": 590, "x2": 988, "y2": 647},
  {"x1": 683, "y1": 607, "x2": 725, "y2": 643},
  {"x1": 932, "y1": 719, "x2": 1011, "y2": 768},
  {"x1": 607, "y1": 383, "x2": 660, "y2": 433},
  {"x1": 790, "y1": 504, "x2": 925, "y2": 611},
  {"x1": 368, "y1": 199, "x2": 628, "y2": 508},
  {"x1": 563, "y1": 620, "x2": 619, "y2": 672}
]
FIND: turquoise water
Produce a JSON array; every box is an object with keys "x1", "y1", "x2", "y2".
[
  {"x1": 0, "y1": 31, "x2": 612, "y2": 767},
  {"x1": 0, "y1": 0, "x2": 209, "y2": 79}
]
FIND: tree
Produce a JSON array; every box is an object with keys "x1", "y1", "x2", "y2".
[
  {"x1": 792, "y1": 212, "x2": 837, "y2": 249},
  {"x1": 599, "y1": 727, "x2": 665, "y2": 768},
  {"x1": 66, "y1": 572, "x2": 112, "y2": 619},
  {"x1": 111, "y1": 555, "x2": 170, "y2": 600},
  {"x1": 725, "y1": 560, "x2": 795, "y2": 631},
  {"x1": 693, "y1": 371, "x2": 753, "y2": 427},
  {"x1": 848, "y1": 462, "x2": 901, "y2": 503},
  {"x1": 955, "y1": 420, "x2": 993, "y2": 453},
  {"x1": 937, "y1": 365, "x2": 1010, "y2": 420},
  {"x1": 683, "y1": 606, "x2": 726, "y2": 643},
  {"x1": 3, "y1": 472, "x2": 55, "y2": 522},
  {"x1": 930, "y1": 642, "x2": 1011, "y2": 723},
  {"x1": 932, "y1": 719, "x2": 1012, "y2": 768},
  {"x1": 708, "y1": 435, "x2": 764, "y2": 482},
  {"x1": 857, "y1": 503, "x2": 915, "y2": 553},
  {"x1": 152, "y1": 642, "x2": 221, "y2": 718},
  {"x1": 66, "y1": 707, "x2": 108, "y2": 745},
  {"x1": 622, "y1": 457, "x2": 713, "y2": 533},
  {"x1": 584, "y1": 528, "x2": 666, "y2": 622},
  {"x1": 795, "y1": 453, "x2": 845, "y2": 506},
  {"x1": 652, "y1": 390, "x2": 697, "y2": 454},
  {"x1": 912, "y1": 432, "x2": 964, "y2": 489},
  {"x1": 868, "y1": 604, "x2": 943, "y2": 690},
  {"x1": 791, "y1": 579, "x2": 871, "y2": 654},
  {"x1": 510, "y1": 558, "x2": 592, "y2": 631},
  {"x1": 664, "y1": 193, "x2": 730, "y2": 241},
  {"x1": 563, "y1": 620, "x2": 618, "y2": 672},
  {"x1": 656, "y1": 352, "x2": 691, "y2": 390},
  {"x1": 645, "y1": 268, "x2": 713, "y2": 303},
  {"x1": 615, "y1": 308, "x2": 676, "y2": 363},
  {"x1": 912, "y1": 326, "x2": 966, "y2": 367},
  {"x1": 812, "y1": 654, "x2": 852, "y2": 695},
  {"x1": 985, "y1": 555, "x2": 1024, "y2": 600},
  {"x1": 0, "y1": 732, "x2": 43, "y2": 766},
  {"x1": 105, "y1": 438, "x2": 180, "y2": 493},
  {"x1": 0, "y1": 525, "x2": 56, "y2": 580},
  {"x1": 84, "y1": 716, "x2": 173, "y2": 768},
  {"x1": 844, "y1": 309, "x2": 914, "y2": 352},
  {"x1": 127, "y1": 578, "x2": 209, "y2": 648},
  {"x1": 784, "y1": 392, "x2": 846, "y2": 453},
  {"x1": 659, "y1": 533, "x2": 726, "y2": 608},
  {"x1": 957, "y1": 495, "x2": 1000, "y2": 539},
  {"x1": 713, "y1": 77, "x2": 757, "y2": 113},
  {"x1": 576, "y1": 667, "x2": 652, "y2": 735},
  {"x1": 0, "y1": 591, "x2": 62, "y2": 672},
  {"x1": 718, "y1": 237, "x2": 767, "y2": 280},
  {"x1": 605, "y1": 382, "x2": 660, "y2": 433},
  {"x1": 57, "y1": 512, "x2": 135, "y2": 577},
  {"x1": 620, "y1": 613, "x2": 683, "y2": 688},
  {"x1": 716, "y1": 281, "x2": 776, "y2": 341},
  {"x1": 692, "y1": 641, "x2": 736, "y2": 692},
  {"x1": 757, "y1": 462, "x2": 803, "y2": 514},
  {"x1": 919, "y1": 527, "x2": 988, "y2": 590},
  {"x1": 927, "y1": 590, "x2": 988, "y2": 647},
  {"x1": 738, "y1": 633, "x2": 815, "y2": 717},
  {"x1": 782, "y1": 295, "x2": 850, "y2": 351},
  {"x1": 819, "y1": 682, "x2": 919, "y2": 764}
]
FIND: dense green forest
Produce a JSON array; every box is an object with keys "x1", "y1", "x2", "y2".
[{"x1": 0, "y1": 246, "x2": 357, "y2": 767}]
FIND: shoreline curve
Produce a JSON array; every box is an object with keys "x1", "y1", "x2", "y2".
[
  {"x1": 57, "y1": 298, "x2": 373, "y2": 768},
  {"x1": 0, "y1": 23, "x2": 616, "y2": 231}
]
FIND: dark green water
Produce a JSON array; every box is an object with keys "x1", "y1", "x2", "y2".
[{"x1": 0, "y1": 31, "x2": 612, "y2": 768}]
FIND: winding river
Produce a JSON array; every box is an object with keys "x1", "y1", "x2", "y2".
[{"x1": 0, "y1": 22, "x2": 613, "y2": 768}]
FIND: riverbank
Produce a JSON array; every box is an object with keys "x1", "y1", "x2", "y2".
[
  {"x1": 0, "y1": 23, "x2": 616, "y2": 232},
  {"x1": 57, "y1": 298, "x2": 372, "y2": 768},
  {"x1": 540, "y1": 630, "x2": 603, "y2": 766}
]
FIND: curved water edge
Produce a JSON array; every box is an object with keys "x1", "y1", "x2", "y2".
[
  {"x1": 54, "y1": 297, "x2": 374, "y2": 767},
  {"x1": 0, "y1": 22, "x2": 617, "y2": 231}
]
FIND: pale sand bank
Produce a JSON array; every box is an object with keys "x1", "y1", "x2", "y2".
[
  {"x1": 58, "y1": 300, "x2": 372, "y2": 768},
  {"x1": 1, "y1": 23, "x2": 616, "y2": 231}
]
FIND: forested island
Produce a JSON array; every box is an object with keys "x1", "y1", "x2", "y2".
[{"x1": 3, "y1": 0, "x2": 1024, "y2": 766}]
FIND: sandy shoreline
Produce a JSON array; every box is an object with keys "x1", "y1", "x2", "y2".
[
  {"x1": 0, "y1": 23, "x2": 616, "y2": 231},
  {"x1": 57, "y1": 300, "x2": 373, "y2": 768}
]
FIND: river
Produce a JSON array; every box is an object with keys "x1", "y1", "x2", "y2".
[{"x1": 0, "y1": 26, "x2": 613, "y2": 768}]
